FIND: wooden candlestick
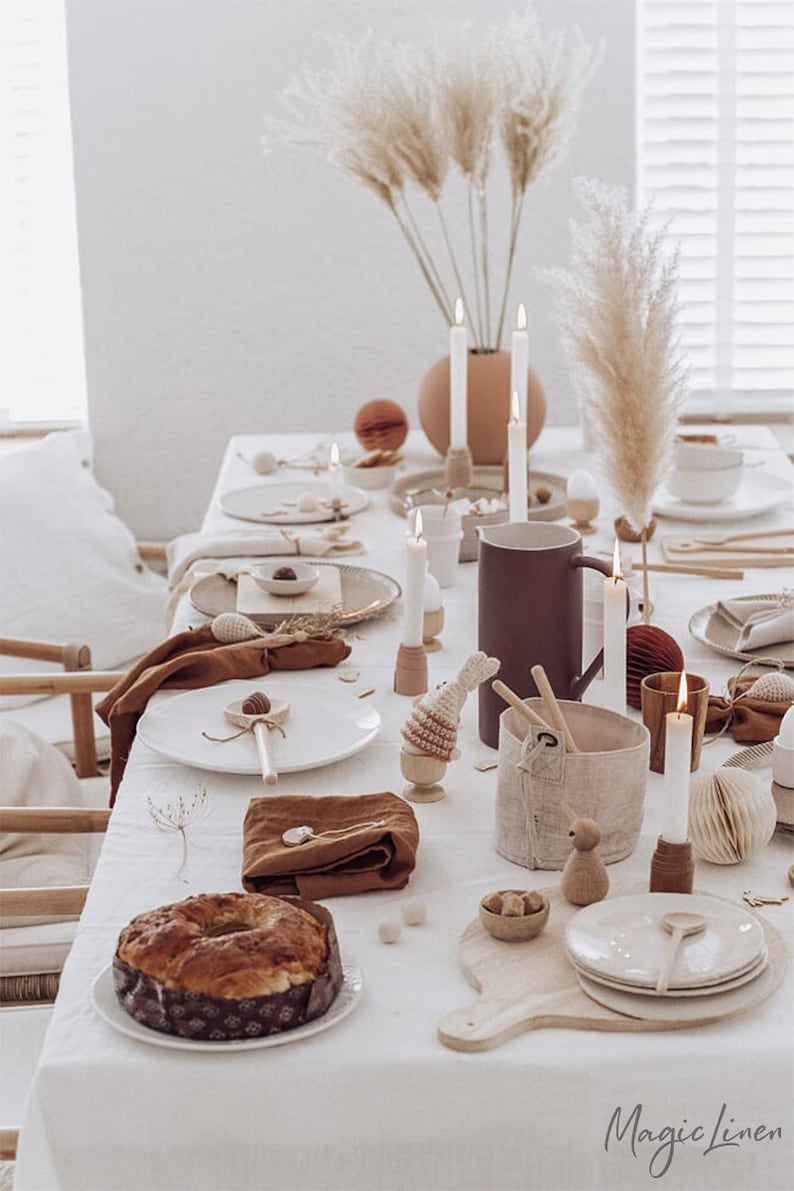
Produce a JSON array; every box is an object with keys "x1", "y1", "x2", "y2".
[
  {"x1": 649, "y1": 836, "x2": 694, "y2": 894},
  {"x1": 394, "y1": 644, "x2": 428, "y2": 697}
]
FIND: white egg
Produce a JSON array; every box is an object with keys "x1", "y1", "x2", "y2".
[
  {"x1": 252, "y1": 451, "x2": 278, "y2": 475},
  {"x1": 297, "y1": 492, "x2": 319, "y2": 512}
]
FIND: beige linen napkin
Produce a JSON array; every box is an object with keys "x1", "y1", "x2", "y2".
[
  {"x1": 242, "y1": 793, "x2": 419, "y2": 899},
  {"x1": 167, "y1": 529, "x2": 363, "y2": 589},
  {"x1": 715, "y1": 598, "x2": 794, "y2": 651}
]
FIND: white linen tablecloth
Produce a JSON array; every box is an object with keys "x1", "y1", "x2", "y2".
[{"x1": 14, "y1": 427, "x2": 794, "y2": 1191}]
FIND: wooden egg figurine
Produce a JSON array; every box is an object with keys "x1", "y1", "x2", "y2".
[
  {"x1": 689, "y1": 769, "x2": 777, "y2": 864},
  {"x1": 354, "y1": 400, "x2": 409, "y2": 452},
  {"x1": 561, "y1": 812, "x2": 609, "y2": 906}
]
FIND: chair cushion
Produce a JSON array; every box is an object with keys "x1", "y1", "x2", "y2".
[
  {"x1": 0, "y1": 722, "x2": 92, "y2": 929},
  {"x1": 0, "y1": 692, "x2": 110, "y2": 763},
  {"x1": 0, "y1": 429, "x2": 167, "y2": 706}
]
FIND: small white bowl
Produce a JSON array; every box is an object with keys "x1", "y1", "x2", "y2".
[
  {"x1": 250, "y1": 562, "x2": 320, "y2": 595},
  {"x1": 343, "y1": 463, "x2": 397, "y2": 490},
  {"x1": 673, "y1": 442, "x2": 743, "y2": 471},
  {"x1": 667, "y1": 463, "x2": 743, "y2": 504}
]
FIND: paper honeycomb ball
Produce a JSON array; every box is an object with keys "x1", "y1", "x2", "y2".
[
  {"x1": 354, "y1": 400, "x2": 409, "y2": 451},
  {"x1": 689, "y1": 769, "x2": 777, "y2": 864},
  {"x1": 625, "y1": 624, "x2": 685, "y2": 710}
]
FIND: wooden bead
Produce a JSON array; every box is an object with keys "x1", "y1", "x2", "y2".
[
  {"x1": 402, "y1": 900, "x2": 426, "y2": 926},
  {"x1": 377, "y1": 919, "x2": 402, "y2": 944}
]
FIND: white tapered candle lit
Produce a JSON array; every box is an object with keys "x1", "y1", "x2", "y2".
[
  {"x1": 402, "y1": 509, "x2": 427, "y2": 648},
  {"x1": 328, "y1": 442, "x2": 342, "y2": 503},
  {"x1": 603, "y1": 539, "x2": 627, "y2": 715},
  {"x1": 510, "y1": 303, "x2": 529, "y2": 424},
  {"x1": 662, "y1": 671, "x2": 693, "y2": 844},
  {"x1": 507, "y1": 391, "x2": 527, "y2": 523},
  {"x1": 449, "y1": 298, "x2": 467, "y2": 450}
]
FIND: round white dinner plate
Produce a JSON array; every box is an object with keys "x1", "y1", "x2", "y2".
[
  {"x1": 570, "y1": 950, "x2": 767, "y2": 998},
  {"x1": 564, "y1": 892, "x2": 765, "y2": 990},
  {"x1": 137, "y1": 679, "x2": 381, "y2": 775},
  {"x1": 575, "y1": 962, "x2": 776, "y2": 1025},
  {"x1": 92, "y1": 961, "x2": 364, "y2": 1050},
  {"x1": 652, "y1": 470, "x2": 791, "y2": 523},
  {"x1": 220, "y1": 482, "x2": 369, "y2": 525},
  {"x1": 688, "y1": 593, "x2": 794, "y2": 669}
]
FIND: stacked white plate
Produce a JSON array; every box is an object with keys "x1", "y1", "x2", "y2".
[{"x1": 565, "y1": 892, "x2": 768, "y2": 1020}]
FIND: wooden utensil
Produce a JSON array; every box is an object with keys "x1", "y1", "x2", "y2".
[
  {"x1": 677, "y1": 528, "x2": 794, "y2": 550},
  {"x1": 655, "y1": 911, "x2": 707, "y2": 994},
  {"x1": 530, "y1": 665, "x2": 579, "y2": 753},
  {"x1": 223, "y1": 696, "x2": 290, "y2": 786},
  {"x1": 491, "y1": 679, "x2": 554, "y2": 732}
]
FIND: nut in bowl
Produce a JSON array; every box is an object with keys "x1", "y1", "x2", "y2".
[
  {"x1": 250, "y1": 562, "x2": 320, "y2": 595},
  {"x1": 343, "y1": 448, "x2": 402, "y2": 491},
  {"x1": 479, "y1": 890, "x2": 550, "y2": 942}
]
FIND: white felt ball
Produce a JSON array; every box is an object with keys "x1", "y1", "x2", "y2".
[
  {"x1": 252, "y1": 451, "x2": 278, "y2": 475},
  {"x1": 377, "y1": 919, "x2": 402, "y2": 944},
  {"x1": 297, "y1": 492, "x2": 319, "y2": 512},
  {"x1": 402, "y1": 901, "x2": 427, "y2": 926}
]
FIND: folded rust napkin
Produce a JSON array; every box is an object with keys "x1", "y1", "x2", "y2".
[
  {"x1": 242, "y1": 792, "x2": 419, "y2": 899},
  {"x1": 706, "y1": 675, "x2": 793, "y2": 743},
  {"x1": 96, "y1": 625, "x2": 351, "y2": 804}
]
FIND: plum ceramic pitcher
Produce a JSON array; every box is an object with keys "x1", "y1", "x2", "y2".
[{"x1": 478, "y1": 523, "x2": 616, "y2": 747}]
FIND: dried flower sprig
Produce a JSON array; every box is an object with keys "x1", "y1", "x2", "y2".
[
  {"x1": 147, "y1": 786, "x2": 211, "y2": 883},
  {"x1": 262, "y1": 12, "x2": 598, "y2": 351},
  {"x1": 543, "y1": 178, "x2": 690, "y2": 619}
]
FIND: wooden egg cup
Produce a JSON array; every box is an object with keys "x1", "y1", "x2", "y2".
[
  {"x1": 400, "y1": 747, "x2": 448, "y2": 802},
  {"x1": 423, "y1": 607, "x2": 444, "y2": 653},
  {"x1": 566, "y1": 496, "x2": 599, "y2": 535},
  {"x1": 444, "y1": 445, "x2": 473, "y2": 490}
]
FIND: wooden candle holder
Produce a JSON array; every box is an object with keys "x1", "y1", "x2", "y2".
[
  {"x1": 393, "y1": 643, "x2": 428, "y2": 697},
  {"x1": 444, "y1": 445, "x2": 473, "y2": 490},
  {"x1": 649, "y1": 836, "x2": 694, "y2": 894}
]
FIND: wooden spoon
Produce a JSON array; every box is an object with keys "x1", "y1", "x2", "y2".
[
  {"x1": 655, "y1": 911, "x2": 707, "y2": 994},
  {"x1": 223, "y1": 694, "x2": 290, "y2": 787}
]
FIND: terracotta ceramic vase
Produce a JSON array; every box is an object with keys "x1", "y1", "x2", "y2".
[{"x1": 418, "y1": 349, "x2": 547, "y2": 464}]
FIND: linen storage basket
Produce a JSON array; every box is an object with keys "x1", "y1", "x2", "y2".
[{"x1": 495, "y1": 700, "x2": 649, "y2": 870}]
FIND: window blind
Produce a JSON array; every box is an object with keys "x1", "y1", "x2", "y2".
[
  {"x1": 0, "y1": 0, "x2": 86, "y2": 428},
  {"x1": 637, "y1": 0, "x2": 794, "y2": 414}
]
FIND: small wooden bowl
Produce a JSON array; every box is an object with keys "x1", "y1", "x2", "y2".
[{"x1": 478, "y1": 891, "x2": 550, "y2": 942}]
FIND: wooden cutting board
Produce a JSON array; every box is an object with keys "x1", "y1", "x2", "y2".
[
  {"x1": 662, "y1": 531, "x2": 794, "y2": 570},
  {"x1": 436, "y1": 885, "x2": 785, "y2": 1052}
]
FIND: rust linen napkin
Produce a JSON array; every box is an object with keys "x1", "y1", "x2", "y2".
[
  {"x1": 242, "y1": 792, "x2": 419, "y2": 899},
  {"x1": 706, "y1": 675, "x2": 792, "y2": 743},
  {"x1": 96, "y1": 625, "x2": 351, "y2": 804}
]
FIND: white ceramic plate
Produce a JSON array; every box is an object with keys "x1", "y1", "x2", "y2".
[
  {"x1": 652, "y1": 470, "x2": 791, "y2": 523},
  {"x1": 564, "y1": 893, "x2": 765, "y2": 990},
  {"x1": 570, "y1": 950, "x2": 767, "y2": 998},
  {"x1": 92, "y1": 960, "x2": 364, "y2": 1050},
  {"x1": 688, "y1": 593, "x2": 794, "y2": 669},
  {"x1": 220, "y1": 482, "x2": 369, "y2": 525},
  {"x1": 576, "y1": 963, "x2": 775, "y2": 1024},
  {"x1": 137, "y1": 679, "x2": 381, "y2": 775}
]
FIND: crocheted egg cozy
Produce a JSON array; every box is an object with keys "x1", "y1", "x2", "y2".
[{"x1": 401, "y1": 652, "x2": 500, "y2": 761}]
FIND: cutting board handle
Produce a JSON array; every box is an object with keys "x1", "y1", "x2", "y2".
[{"x1": 437, "y1": 991, "x2": 545, "y2": 1052}]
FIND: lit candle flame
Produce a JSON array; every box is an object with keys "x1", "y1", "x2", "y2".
[
  {"x1": 516, "y1": 302, "x2": 527, "y2": 331},
  {"x1": 330, "y1": 442, "x2": 340, "y2": 468},
  {"x1": 454, "y1": 297, "x2": 464, "y2": 326},
  {"x1": 510, "y1": 390, "x2": 520, "y2": 423},
  {"x1": 414, "y1": 508, "x2": 424, "y2": 540},
  {"x1": 676, "y1": 670, "x2": 688, "y2": 714},
  {"x1": 612, "y1": 538, "x2": 623, "y2": 581}
]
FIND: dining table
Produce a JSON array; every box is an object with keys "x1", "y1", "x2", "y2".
[{"x1": 13, "y1": 424, "x2": 794, "y2": 1191}]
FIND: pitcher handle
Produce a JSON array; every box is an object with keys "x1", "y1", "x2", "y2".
[{"x1": 568, "y1": 555, "x2": 630, "y2": 701}]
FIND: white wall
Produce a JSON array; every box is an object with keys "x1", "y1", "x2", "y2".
[{"x1": 66, "y1": 0, "x2": 635, "y2": 540}]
